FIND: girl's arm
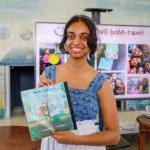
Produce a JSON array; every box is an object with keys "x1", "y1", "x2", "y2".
[
  {"x1": 83, "y1": 79, "x2": 120, "y2": 145},
  {"x1": 52, "y1": 79, "x2": 120, "y2": 146}
]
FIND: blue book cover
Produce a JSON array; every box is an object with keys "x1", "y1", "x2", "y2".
[{"x1": 21, "y1": 82, "x2": 76, "y2": 141}]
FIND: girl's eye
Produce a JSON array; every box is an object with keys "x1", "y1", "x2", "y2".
[
  {"x1": 67, "y1": 32, "x2": 89, "y2": 41},
  {"x1": 80, "y1": 33, "x2": 89, "y2": 41},
  {"x1": 67, "y1": 33, "x2": 75, "y2": 40}
]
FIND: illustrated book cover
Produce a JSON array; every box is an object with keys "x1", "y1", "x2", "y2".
[{"x1": 21, "y1": 82, "x2": 76, "y2": 141}]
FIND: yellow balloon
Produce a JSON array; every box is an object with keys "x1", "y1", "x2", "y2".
[{"x1": 49, "y1": 54, "x2": 60, "y2": 64}]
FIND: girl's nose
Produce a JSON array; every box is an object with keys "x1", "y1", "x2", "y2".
[{"x1": 73, "y1": 35, "x2": 81, "y2": 45}]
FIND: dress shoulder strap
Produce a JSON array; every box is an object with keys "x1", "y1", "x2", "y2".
[{"x1": 88, "y1": 73, "x2": 108, "y2": 93}]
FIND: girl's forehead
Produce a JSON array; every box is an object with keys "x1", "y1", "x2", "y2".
[{"x1": 67, "y1": 21, "x2": 89, "y2": 33}]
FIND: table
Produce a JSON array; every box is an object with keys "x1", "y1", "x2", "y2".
[
  {"x1": 136, "y1": 115, "x2": 150, "y2": 150},
  {"x1": 106, "y1": 136, "x2": 130, "y2": 150},
  {"x1": 0, "y1": 126, "x2": 41, "y2": 150}
]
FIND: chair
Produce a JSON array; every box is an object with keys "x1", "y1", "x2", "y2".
[{"x1": 136, "y1": 115, "x2": 150, "y2": 150}]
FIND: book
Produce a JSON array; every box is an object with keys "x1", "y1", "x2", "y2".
[{"x1": 21, "y1": 82, "x2": 76, "y2": 141}]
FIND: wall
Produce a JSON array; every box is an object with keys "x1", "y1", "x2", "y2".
[
  {"x1": 0, "y1": 0, "x2": 150, "y2": 118},
  {"x1": 0, "y1": 67, "x2": 5, "y2": 118},
  {"x1": 0, "y1": 0, "x2": 150, "y2": 64}
]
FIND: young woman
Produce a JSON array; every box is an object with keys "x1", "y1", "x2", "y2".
[{"x1": 39, "y1": 15, "x2": 120, "y2": 150}]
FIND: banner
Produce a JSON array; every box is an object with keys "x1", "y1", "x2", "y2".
[{"x1": 35, "y1": 23, "x2": 150, "y2": 99}]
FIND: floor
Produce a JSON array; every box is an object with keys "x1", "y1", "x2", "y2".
[{"x1": 0, "y1": 126, "x2": 41, "y2": 150}]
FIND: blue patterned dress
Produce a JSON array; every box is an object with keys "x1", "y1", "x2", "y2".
[{"x1": 41, "y1": 65, "x2": 107, "y2": 150}]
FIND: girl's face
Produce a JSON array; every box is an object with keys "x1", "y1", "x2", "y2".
[
  {"x1": 65, "y1": 21, "x2": 90, "y2": 59},
  {"x1": 137, "y1": 67, "x2": 144, "y2": 74},
  {"x1": 130, "y1": 58, "x2": 138, "y2": 66},
  {"x1": 145, "y1": 62, "x2": 150, "y2": 71},
  {"x1": 130, "y1": 67, "x2": 137, "y2": 74},
  {"x1": 116, "y1": 79, "x2": 124, "y2": 88},
  {"x1": 45, "y1": 49, "x2": 49, "y2": 54},
  {"x1": 133, "y1": 48, "x2": 142, "y2": 57}
]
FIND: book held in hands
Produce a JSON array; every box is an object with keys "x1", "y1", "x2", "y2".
[{"x1": 21, "y1": 82, "x2": 76, "y2": 141}]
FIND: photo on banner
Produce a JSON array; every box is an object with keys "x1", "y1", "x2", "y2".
[
  {"x1": 105, "y1": 72, "x2": 126, "y2": 96},
  {"x1": 35, "y1": 23, "x2": 68, "y2": 79},
  {"x1": 97, "y1": 43, "x2": 126, "y2": 71},
  {"x1": 128, "y1": 44, "x2": 150, "y2": 74},
  {"x1": 39, "y1": 42, "x2": 68, "y2": 75}
]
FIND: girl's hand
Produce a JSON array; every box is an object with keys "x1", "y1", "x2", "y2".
[
  {"x1": 51, "y1": 131, "x2": 82, "y2": 144},
  {"x1": 38, "y1": 78, "x2": 55, "y2": 87}
]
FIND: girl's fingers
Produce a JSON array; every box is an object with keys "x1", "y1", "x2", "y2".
[
  {"x1": 38, "y1": 79, "x2": 55, "y2": 87},
  {"x1": 47, "y1": 80, "x2": 55, "y2": 85}
]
